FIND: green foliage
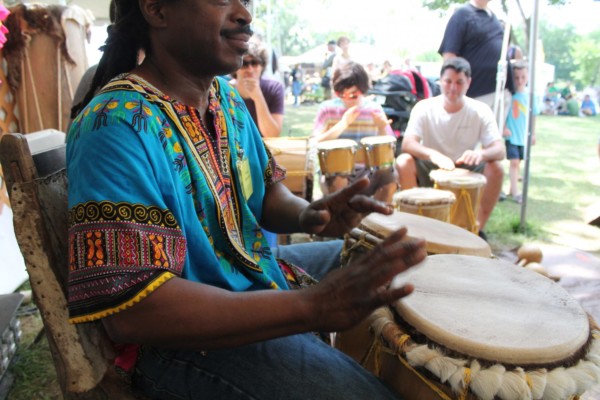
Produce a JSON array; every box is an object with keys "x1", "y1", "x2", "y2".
[
  {"x1": 539, "y1": 21, "x2": 577, "y2": 82},
  {"x1": 416, "y1": 50, "x2": 443, "y2": 62},
  {"x1": 570, "y1": 30, "x2": 600, "y2": 87}
]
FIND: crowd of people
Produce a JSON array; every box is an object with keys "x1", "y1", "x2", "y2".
[
  {"x1": 64, "y1": 0, "x2": 597, "y2": 398},
  {"x1": 543, "y1": 82, "x2": 598, "y2": 117}
]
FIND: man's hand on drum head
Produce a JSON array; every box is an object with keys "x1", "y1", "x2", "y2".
[
  {"x1": 298, "y1": 177, "x2": 393, "y2": 237},
  {"x1": 303, "y1": 228, "x2": 427, "y2": 332},
  {"x1": 429, "y1": 151, "x2": 455, "y2": 171},
  {"x1": 455, "y1": 149, "x2": 482, "y2": 166}
]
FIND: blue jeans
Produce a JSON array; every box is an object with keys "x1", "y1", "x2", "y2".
[
  {"x1": 132, "y1": 333, "x2": 399, "y2": 399},
  {"x1": 275, "y1": 240, "x2": 344, "y2": 281}
]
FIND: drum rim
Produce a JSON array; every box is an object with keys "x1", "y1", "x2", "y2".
[
  {"x1": 360, "y1": 135, "x2": 396, "y2": 145},
  {"x1": 357, "y1": 211, "x2": 491, "y2": 257},
  {"x1": 430, "y1": 169, "x2": 487, "y2": 188},
  {"x1": 316, "y1": 139, "x2": 358, "y2": 150},
  {"x1": 394, "y1": 188, "x2": 456, "y2": 206}
]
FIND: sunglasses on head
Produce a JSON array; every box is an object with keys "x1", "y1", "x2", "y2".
[
  {"x1": 242, "y1": 59, "x2": 261, "y2": 68},
  {"x1": 338, "y1": 90, "x2": 362, "y2": 100}
]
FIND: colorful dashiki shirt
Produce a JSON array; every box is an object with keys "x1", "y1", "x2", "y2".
[
  {"x1": 67, "y1": 74, "x2": 288, "y2": 323},
  {"x1": 313, "y1": 97, "x2": 394, "y2": 142}
]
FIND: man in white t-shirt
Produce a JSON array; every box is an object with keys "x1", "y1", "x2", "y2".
[{"x1": 395, "y1": 57, "x2": 505, "y2": 238}]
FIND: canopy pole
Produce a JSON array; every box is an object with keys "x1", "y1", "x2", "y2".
[{"x1": 519, "y1": 0, "x2": 540, "y2": 231}]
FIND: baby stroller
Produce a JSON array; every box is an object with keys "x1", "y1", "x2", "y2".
[{"x1": 368, "y1": 70, "x2": 438, "y2": 155}]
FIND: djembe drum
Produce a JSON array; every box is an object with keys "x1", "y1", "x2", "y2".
[
  {"x1": 360, "y1": 136, "x2": 396, "y2": 171},
  {"x1": 337, "y1": 254, "x2": 600, "y2": 400},
  {"x1": 430, "y1": 168, "x2": 487, "y2": 233},
  {"x1": 342, "y1": 211, "x2": 491, "y2": 266},
  {"x1": 263, "y1": 137, "x2": 315, "y2": 202},
  {"x1": 393, "y1": 188, "x2": 456, "y2": 223}
]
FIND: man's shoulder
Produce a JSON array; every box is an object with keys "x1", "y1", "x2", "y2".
[
  {"x1": 260, "y1": 77, "x2": 284, "y2": 91},
  {"x1": 412, "y1": 96, "x2": 440, "y2": 112},
  {"x1": 464, "y1": 97, "x2": 492, "y2": 112},
  {"x1": 452, "y1": 4, "x2": 476, "y2": 18}
]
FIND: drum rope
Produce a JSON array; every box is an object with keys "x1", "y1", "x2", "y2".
[
  {"x1": 452, "y1": 188, "x2": 477, "y2": 234},
  {"x1": 20, "y1": 61, "x2": 28, "y2": 133},
  {"x1": 24, "y1": 45, "x2": 45, "y2": 131},
  {"x1": 524, "y1": 372, "x2": 533, "y2": 392},
  {"x1": 57, "y1": 47, "x2": 62, "y2": 132},
  {"x1": 392, "y1": 349, "x2": 455, "y2": 400},
  {"x1": 459, "y1": 368, "x2": 472, "y2": 400},
  {"x1": 367, "y1": 327, "x2": 455, "y2": 400}
]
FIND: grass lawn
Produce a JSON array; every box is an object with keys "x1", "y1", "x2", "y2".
[{"x1": 5, "y1": 101, "x2": 600, "y2": 399}]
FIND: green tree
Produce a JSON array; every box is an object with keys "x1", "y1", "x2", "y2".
[
  {"x1": 539, "y1": 21, "x2": 577, "y2": 82},
  {"x1": 570, "y1": 30, "x2": 600, "y2": 88}
]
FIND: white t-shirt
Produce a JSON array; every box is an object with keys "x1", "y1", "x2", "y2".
[{"x1": 404, "y1": 96, "x2": 500, "y2": 161}]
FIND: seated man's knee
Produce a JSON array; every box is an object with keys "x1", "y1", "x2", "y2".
[
  {"x1": 396, "y1": 153, "x2": 415, "y2": 169},
  {"x1": 484, "y1": 161, "x2": 504, "y2": 180}
]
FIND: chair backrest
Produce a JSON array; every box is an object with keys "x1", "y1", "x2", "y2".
[{"x1": 0, "y1": 132, "x2": 139, "y2": 399}]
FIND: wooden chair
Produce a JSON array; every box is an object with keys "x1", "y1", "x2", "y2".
[{"x1": 0, "y1": 132, "x2": 140, "y2": 399}]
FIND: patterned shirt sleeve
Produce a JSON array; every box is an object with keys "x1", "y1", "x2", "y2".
[{"x1": 67, "y1": 91, "x2": 187, "y2": 323}]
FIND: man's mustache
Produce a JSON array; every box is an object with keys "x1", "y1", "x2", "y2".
[{"x1": 222, "y1": 25, "x2": 254, "y2": 37}]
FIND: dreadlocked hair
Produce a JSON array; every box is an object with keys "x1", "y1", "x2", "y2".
[{"x1": 70, "y1": 0, "x2": 151, "y2": 118}]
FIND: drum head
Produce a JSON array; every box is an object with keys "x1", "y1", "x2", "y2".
[
  {"x1": 264, "y1": 137, "x2": 309, "y2": 153},
  {"x1": 360, "y1": 211, "x2": 491, "y2": 257},
  {"x1": 430, "y1": 168, "x2": 487, "y2": 189},
  {"x1": 316, "y1": 139, "x2": 357, "y2": 151},
  {"x1": 394, "y1": 188, "x2": 456, "y2": 207},
  {"x1": 360, "y1": 136, "x2": 396, "y2": 146},
  {"x1": 391, "y1": 254, "x2": 590, "y2": 365}
]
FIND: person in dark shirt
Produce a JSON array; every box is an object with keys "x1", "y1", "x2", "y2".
[{"x1": 231, "y1": 42, "x2": 285, "y2": 137}]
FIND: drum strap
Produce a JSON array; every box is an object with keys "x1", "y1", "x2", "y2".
[
  {"x1": 381, "y1": 347, "x2": 455, "y2": 400},
  {"x1": 437, "y1": 185, "x2": 480, "y2": 234},
  {"x1": 364, "y1": 308, "x2": 456, "y2": 400}
]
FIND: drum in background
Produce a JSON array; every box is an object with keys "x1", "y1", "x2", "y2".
[
  {"x1": 342, "y1": 211, "x2": 491, "y2": 266},
  {"x1": 264, "y1": 137, "x2": 314, "y2": 202},
  {"x1": 2, "y1": 4, "x2": 92, "y2": 134},
  {"x1": 393, "y1": 188, "x2": 455, "y2": 223},
  {"x1": 354, "y1": 145, "x2": 368, "y2": 168},
  {"x1": 337, "y1": 254, "x2": 599, "y2": 400},
  {"x1": 316, "y1": 139, "x2": 357, "y2": 177},
  {"x1": 430, "y1": 168, "x2": 487, "y2": 233},
  {"x1": 360, "y1": 136, "x2": 396, "y2": 171}
]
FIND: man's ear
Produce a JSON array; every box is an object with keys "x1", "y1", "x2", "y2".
[{"x1": 138, "y1": 0, "x2": 168, "y2": 28}]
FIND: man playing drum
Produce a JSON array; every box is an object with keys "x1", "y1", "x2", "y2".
[
  {"x1": 66, "y1": 0, "x2": 427, "y2": 398},
  {"x1": 312, "y1": 61, "x2": 398, "y2": 204},
  {"x1": 395, "y1": 57, "x2": 505, "y2": 240}
]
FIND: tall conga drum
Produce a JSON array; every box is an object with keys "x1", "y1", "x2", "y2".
[
  {"x1": 393, "y1": 188, "x2": 456, "y2": 223},
  {"x1": 316, "y1": 139, "x2": 358, "y2": 177},
  {"x1": 342, "y1": 211, "x2": 491, "y2": 266},
  {"x1": 430, "y1": 168, "x2": 486, "y2": 233},
  {"x1": 337, "y1": 254, "x2": 599, "y2": 400},
  {"x1": 263, "y1": 137, "x2": 314, "y2": 202}
]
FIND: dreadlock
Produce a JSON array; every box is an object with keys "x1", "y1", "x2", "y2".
[{"x1": 70, "y1": 0, "x2": 151, "y2": 118}]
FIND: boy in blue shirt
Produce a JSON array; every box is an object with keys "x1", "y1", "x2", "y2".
[{"x1": 503, "y1": 61, "x2": 537, "y2": 203}]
